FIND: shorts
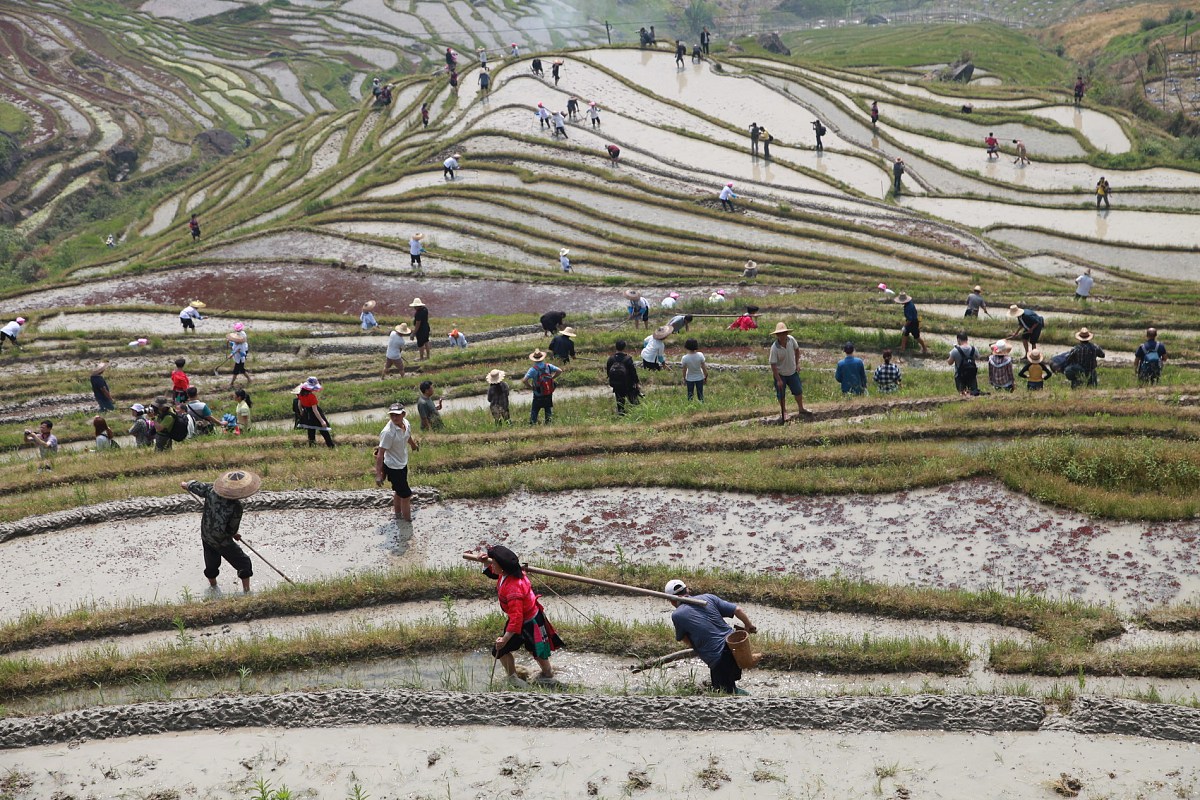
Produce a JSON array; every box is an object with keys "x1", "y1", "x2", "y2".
[
  {"x1": 964, "y1": 309, "x2": 979, "y2": 318},
  {"x1": 635, "y1": 308, "x2": 649, "y2": 322},
  {"x1": 232, "y1": 361, "x2": 247, "y2": 375},
  {"x1": 493, "y1": 618, "x2": 540, "y2": 658},
  {"x1": 181, "y1": 318, "x2": 195, "y2": 331},
  {"x1": 902, "y1": 320, "x2": 921, "y2": 339},
  {"x1": 415, "y1": 330, "x2": 430, "y2": 347},
  {"x1": 385, "y1": 356, "x2": 404, "y2": 369},
  {"x1": 1017, "y1": 325, "x2": 1042, "y2": 345},
  {"x1": 709, "y1": 645, "x2": 743, "y2": 694},
  {"x1": 774, "y1": 371, "x2": 803, "y2": 399},
  {"x1": 383, "y1": 464, "x2": 411, "y2": 498}
]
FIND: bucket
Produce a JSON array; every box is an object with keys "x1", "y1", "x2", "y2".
[{"x1": 725, "y1": 629, "x2": 761, "y2": 670}]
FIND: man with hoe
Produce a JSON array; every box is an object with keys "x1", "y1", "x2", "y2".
[
  {"x1": 664, "y1": 578, "x2": 758, "y2": 695},
  {"x1": 182, "y1": 470, "x2": 262, "y2": 595}
]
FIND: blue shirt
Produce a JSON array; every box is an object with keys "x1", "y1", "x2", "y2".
[
  {"x1": 902, "y1": 300, "x2": 918, "y2": 323},
  {"x1": 524, "y1": 363, "x2": 561, "y2": 396},
  {"x1": 671, "y1": 593, "x2": 736, "y2": 667},
  {"x1": 835, "y1": 356, "x2": 867, "y2": 394}
]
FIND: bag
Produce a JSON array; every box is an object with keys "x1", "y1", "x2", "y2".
[
  {"x1": 186, "y1": 403, "x2": 215, "y2": 435},
  {"x1": 607, "y1": 358, "x2": 629, "y2": 388},
  {"x1": 1139, "y1": 344, "x2": 1162, "y2": 379},
  {"x1": 955, "y1": 346, "x2": 978, "y2": 380},
  {"x1": 534, "y1": 365, "x2": 556, "y2": 396},
  {"x1": 166, "y1": 412, "x2": 191, "y2": 442},
  {"x1": 816, "y1": 123, "x2": 826, "y2": 136}
]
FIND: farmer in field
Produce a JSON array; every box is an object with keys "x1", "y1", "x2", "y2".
[
  {"x1": 587, "y1": 101, "x2": 601, "y2": 128},
  {"x1": 870, "y1": 100, "x2": 879, "y2": 127},
  {"x1": 179, "y1": 300, "x2": 205, "y2": 333},
  {"x1": 769, "y1": 322, "x2": 813, "y2": 424},
  {"x1": 409, "y1": 233, "x2": 426, "y2": 269},
  {"x1": 1074, "y1": 268, "x2": 1094, "y2": 301},
  {"x1": 985, "y1": 132, "x2": 999, "y2": 159},
  {"x1": 895, "y1": 293, "x2": 927, "y2": 354},
  {"x1": 443, "y1": 153, "x2": 459, "y2": 180},
  {"x1": 182, "y1": 470, "x2": 262, "y2": 595},
  {"x1": 549, "y1": 326, "x2": 576, "y2": 363},
  {"x1": 1134, "y1": 328, "x2": 1167, "y2": 385},
  {"x1": 536, "y1": 102, "x2": 550, "y2": 129},
  {"x1": 227, "y1": 325, "x2": 250, "y2": 387},
  {"x1": 539, "y1": 310, "x2": 566, "y2": 336},
  {"x1": 718, "y1": 181, "x2": 737, "y2": 212},
  {"x1": 605, "y1": 143, "x2": 620, "y2": 164},
  {"x1": 1012, "y1": 139, "x2": 1030, "y2": 166},
  {"x1": 0, "y1": 316, "x2": 25, "y2": 353},
  {"x1": 664, "y1": 578, "x2": 757, "y2": 695},
  {"x1": 964, "y1": 285, "x2": 989, "y2": 318},
  {"x1": 892, "y1": 158, "x2": 905, "y2": 194},
  {"x1": 1006, "y1": 304, "x2": 1045, "y2": 357},
  {"x1": 1074, "y1": 76, "x2": 1086, "y2": 105},
  {"x1": 360, "y1": 301, "x2": 379, "y2": 332},
  {"x1": 625, "y1": 290, "x2": 650, "y2": 330},
  {"x1": 524, "y1": 349, "x2": 561, "y2": 424},
  {"x1": 383, "y1": 323, "x2": 409, "y2": 378},
  {"x1": 188, "y1": 213, "x2": 201, "y2": 241},
  {"x1": 376, "y1": 402, "x2": 419, "y2": 522}
]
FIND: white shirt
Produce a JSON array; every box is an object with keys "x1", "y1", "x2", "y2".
[
  {"x1": 410, "y1": 238, "x2": 423, "y2": 255},
  {"x1": 443, "y1": 157, "x2": 458, "y2": 170},
  {"x1": 551, "y1": 112, "x2": 564, "y2": 126},
  {"x1": 708, "y1": 293, "x2": 726, "y2": 303},
  {"x1": 1, "y1": 320, "x2": 20, "y2": 338},
  {"x1": 537, "y1": 107, "x2": 550, "y2": 120},
  {"x1": 386, "y1": 331, "x2": 405, "y2": 360},
  {"x1": 230, "y1": 341, "x2": 248, "y2": 363},
  {"x1": 640, "y1": 336, "x2": 665, "y2": 364},
  {"x1": 560, "y1": 255, "x2": 570, "y2": 270},
  {"x1": 661, "y1": 297, "x2": 676, "y2": 309},
  {"x1": 378, "y1": 418, "x2": 412, "y2": 469},
  {"x1": 510, "y1": 44, "x2": 520, "y2": 56},
  {"x1": 1075, "y1": 273, "x2": 1094, "y2": 297},
  {"x1": 680, "y1": 351, "x2": 706, "y2": 381},
  {"x1": 179, "y1": 306, "x2": 202, "y2": 321},
  {"x1": 587, "y1": 105, "x2": 599, "y2": 119},
  {"x1": 718, "y1": 186, "x2": 735, "y2": 201}
]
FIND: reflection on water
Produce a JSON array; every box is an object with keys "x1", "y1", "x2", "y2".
[{"x1": 1095, "y1": 210, "x2": 1108, "y2": 238}]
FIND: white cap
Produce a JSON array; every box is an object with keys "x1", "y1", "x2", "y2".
[{"x1": 664, "y1": 579, "x2": 688, "y2": 597}]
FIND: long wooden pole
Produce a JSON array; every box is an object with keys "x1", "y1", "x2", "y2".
[{"x1": 462, "y1": 554, "x2": 707, "y2": 607}]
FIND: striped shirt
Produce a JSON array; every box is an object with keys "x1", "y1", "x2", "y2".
[{"x1": 873, "y1": 363, "x2": 901, "y2": 392}]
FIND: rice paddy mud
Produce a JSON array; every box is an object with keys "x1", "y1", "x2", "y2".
[{"x1": 8, "y1": 2, "x2": 1200, "y2": 795}]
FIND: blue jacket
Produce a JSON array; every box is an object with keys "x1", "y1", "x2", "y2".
[{"x1": 835, "y1": 356, "x2": 867, "y2": 394}]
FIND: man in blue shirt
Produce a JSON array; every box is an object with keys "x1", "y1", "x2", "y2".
[
  {"x1": 834, "y1": 342, "x2": 867, "y2": 395},
  {"x1": 665, "y1": 579, "x2": 757, "y2": 695},
  {"x1": 523, "y1": 349, "x2": 562, "y2": 424},
  {"x1": 894, "y1": 293, "x2": 928, "y2": 354}
]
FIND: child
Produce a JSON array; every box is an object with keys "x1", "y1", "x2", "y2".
[
  {"x1": 988, "y1": 341, "x2": 1015, "y2": 392},
  {"x1": 873, "y1": 349, "x2": 902, "y2": 393},
  {"x1": 361, "y1": 302, "x2": 379, "y2": 332},
  {"x1": 1017, "y1": 349, "x2": 1052, "y2": 390},
  {"x1": 171, "y1": 358, "x2": 190, "y2": 404},
  {"x1": 680, "y1": 338, "x2": 708, "y2": 402},
  {"x1": 486, "y1": 369, "x2": 510, "y2": 424}
]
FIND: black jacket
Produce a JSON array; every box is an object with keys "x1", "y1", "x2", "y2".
[{"x1": 605, "y1": 352, "x2": 639, "y2": 391}]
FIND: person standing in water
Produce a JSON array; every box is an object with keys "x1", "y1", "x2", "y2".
[
  {"x1": 675, "y1": 40, "x2": 686, "y2": 67},
  {"x1": 870, "y1": 100, "x2": 879, "y2": 127}
]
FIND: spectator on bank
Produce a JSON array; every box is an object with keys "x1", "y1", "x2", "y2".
[
  {"x1": 1063, "y1": 327, "x2": 1105, "y2": 388},
  {"x1": 948, "y1": 333, "x2": 981, "y2": 397},
  {"x1": 873, "y1": 349, "x2": 902, "y2": 394},
  {"x1": 1134, "y1": 328, "x2": 1167, "y2": 386},
  {"x1": 835, "y1": 342, "x2": 867, "y2": 395}
]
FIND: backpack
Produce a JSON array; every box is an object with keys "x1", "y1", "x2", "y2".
[
  {"x1": 1140, "y1": 343, "x2": 1162, "y2": 378},
  {"x1": 166, "y1": 412, "x2": 191, "y2": 442},
  {"x1": 955, "y1": 346, "x2": 978, "y2": 379},
  {"x1": 534, "y1": 365, "x2": 556, "y2": 396},
  {"x1": 607, "y1": 357, "x2": 629, "y2": 388},
  {"x1": 816, "y1": 123, "x2": 826, "y2": 136}
]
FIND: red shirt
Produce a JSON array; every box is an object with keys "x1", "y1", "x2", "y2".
[
  {"x1": 729, "y1": 315, "x2": 758, "y2": 331},
  {"x1": 298, "y1": 390, "x2": 319, "y2": 408},
  {"x1": 171, "y1": 370, "x2": 190, "y2": 392},
  {"x1": 496, "y1": 574, "x2": 538, "y2": 633}
]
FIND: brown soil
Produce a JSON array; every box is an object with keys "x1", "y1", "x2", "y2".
[{"x1": 1041, "y1": 2, "x2": 1200, "y2": 61}]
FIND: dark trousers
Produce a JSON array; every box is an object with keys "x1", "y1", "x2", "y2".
[
  {"x1": 1064, "y1": 365, "x2": 1098, "y2": 388},
  {"x1": 894, "y1": 176, "x2": 902, "y2": 193},
  {"x1": 411, "y1": 254, "x2": 422, "y2": 268},
  {"x1": 614, "y1": 388, "x2": 639, "y2": 415},
  {"x1": 686, "y1": 379, "x2": 704, "y2": 401},
  {"x1": 0, "y1": 332, "x2": 15, "y2": 351},
  {"x1": 307, "y1": 428, "x2": 335, "y2": 447},
  {"x1": 1097, "y1": 195, "x2": 1109, "y2": 209},
  {"x1": 721, "y1": 199, "x2": 734, "y2": 211},
  {"x1": 955, "y1": 375, "x2": 980, "y2": 395},
  {"x1": 530, "y1": 394, "x2": 553, "y2": 424},
  {"x1": 702, "y1": 40, "x2": 710, "y2": 54},
  {"x1": 763, "y1": 141, "x2": 770, "y2": 158},
  {"x1": 443, "y1": 167, "x2": 455, "y2": 180},
  {"x1": 815, "y1": 135, "x2": 823, "y2": 151},
  {"x1": 750, "y1": 139, "x2": 758, "y2": 154},
  {"x1": 709, "y1": 645, "x2": 742, "y2": 694},
  {"x1": 203, "y1": 538, "x2": 253, "y2": 580}
]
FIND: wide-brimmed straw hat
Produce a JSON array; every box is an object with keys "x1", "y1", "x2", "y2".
[
  {"x1": 894, "y1": 293, "x2": 913, "y2": 304},
  {"x1": 451, "y1": 153, "x2": 461, "y2": 159},
  {"x1": 1007, "y1": 304, "x2": 1024, "y2": 317},
  {"x1": 292, "y1": 376, "x2": 322, "y2": 394},
  {"x1": 226, "y1": 332, "x2": 247, "y2": 344},
  {"x1": 744, "y1": 260, "x2": 757, "y2": 270},
  {"x1": 394, "y1": 323, "x2": 412, "y2": 335},
  {"x1": 772, "y1": 322, "x2": 791, "y2": 335},
  {"x1": 652, "y1": 325, "x2": 673, "y2": 340},
  {"x1": 529, "y1": 349, "x2": 547, "y2": 362},
  {"x1": 189, "y1": 300, "x2": 206, "y2": 308},
  {"x1": 623, "y1": 289, "x2": 640, "y2": 301},
  {"x1": 412, "y1": 233, "x2": 425, "y2": 241},
  {"x1": 992, "y1": 340, "x2": 1013, "y2": 355},
  {"x1": 213, "y1": 469, "x2": 262, "y2": 500},
  {"x1": 486, "y1": 369, "x2": 507, "y2": 384},
  {"x1": 1075, "y1": 327, "x2": 1094, "y2": 341},
  {"x1": 362, "y1": 300, "x2": 376, "y2": 310},
  {"x1": 409, "y1": 298, "x2": 426, "y2": 307},
  {"x1": 972, "y1": 285, "x2": 983, "y2": 293},
  {"x1": 1028, "y1": 349, "x2": 1044, "y2": 363},
  {"x1": 560, "y1": 327, "x2": 577, "y2": 338},
  {"x1": 559, "y1": 248, "x2": 570, "y2": 256}
]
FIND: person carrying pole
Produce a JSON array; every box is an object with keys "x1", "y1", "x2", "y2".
[
  {"x1": 664, "y1": 578, "x2": 757, "y2": 695},
  {"x1": 182, "y1": 470, "x2": 262, "y2": 595}
]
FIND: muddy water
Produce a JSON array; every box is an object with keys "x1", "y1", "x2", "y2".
[
  {"x1": 883, "y1": 106, "x2": 1086, "y2": 159},
  {"x1": 36, "y1": 311, "x2": 351, "y2": 336},
  {"x1": 989, "y1": 228, "x2": 1199, "y2": 280},
  {"x1": 4, "y1": 481, "x2": 1199, "y2": 617},
  {"x1": 1027, "y1": 105, "x2": 1132, "y2": 154}
]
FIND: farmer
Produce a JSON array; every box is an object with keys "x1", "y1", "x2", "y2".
[
  {"x1": 1096, "y1": 177, "x2": 1111, "y2": 210},
  {"x1": 228, "y1": 326, "x2": 251, "y2": 387},
  {"x1": 449, "y1": 70, "x2": 458, "y2": 92},
  {"x1": 447, "y1": 329, "x2": 468, "y2": 348},
  {"x1": 0, "y1": 316, "x2": 25, "y2": 352},
  {"x1": 420, "y1": 102, "x2": 430, "y2": 127},
  {"x1": 718, "y1": 181, "x2": 737, "y2": 212},
  {"x1": 383, "y1": 323, "x2": 410, "y2": 378},
  {"x1": 605, "y1": 144, "x2": 620, "y2": 164},
  {"x1": 411, "y1": 297, "x2": 431, "y2": 361},
  {"x1": 1063, "y1": 327, "x2": 1105, "y2": 388},
  {"x1": 749, "y1": 122, "x2": 760, "y2": 155},
  {"x1": 985, "y1": 132, "x2": 999, "y2": 159},
  {"x1": 668, "y1": 313, "x2": 694, "y2": 333},
  {"x1": 510, "y1": 42, "x2": 520, "y2": 58},
  {"x1": 375, "y1": 402, "x2": 419, "y2": 522},
  {"x1": 965, "y1": 285, "x2": 989, "y2": 318},
  {"x1": 129, "y1": 403, "x2": 154, "y2": 447},
  {"x1": 539, "y1": 310, "x2": 566, "y2": 336},
  {"x1": 182, "y1": 470, "x2": 261, "y2": 595},
  {"x1": 486, "y1": 369, "x2": 511, "y2": 424},
  {"x1": 559, "y1": 247, "x2": 571, "y2": 273},
  {"x1": 728, "y1": 306, "x2": 758, "y2": 331},
  {"x1": 536, "y1": 102, "x2": 550, "y2": 129},
  {"x1": 769, "y1": 322, "x2": 813, "y2": 423},
  {"x1": 1017, "y1": 349, "x2": 1052, "y2": 391},
  {"x1": 625, "y1": 290, "x2": 650, "y2": 330},
  {"x1": 870, "y1": 100, "x2": 879, "y2": 127},
  {"x1": 708, "y1": 289, "x2": 727, "y2": 303},
  {"x1": 417, "y1": 380, "x2": 444, "y2": 431},
  {"x1": 567, "y1": 97, "x2": 579, "y2": 120},
  {"x1": 445, "y1": 47, "x2": 457, "y2": 70},
  {"x1": 664, "y1": 578, "x2": 757, "y2": 695},
  {"x1": 551, "y1": 110, "x2": 567, "y2": 138},
  {"x1": 1074, "y1": 75, "x2": 1086, "y2": 105},
  {"x1": 551, "y1": 60, "x2": 562, "y2": 86},
  {"x1": 892, "y1": 158, "x2": 905, "y2": 194},
  {"x1": 606, "y1": 340, "x2": 640, "y2": 415},
  {"x1": 443, "y1": 153, "x2": 459, "y2": 181},
  {"x1": 948, "y1": 332, "x2": 981, "y2": 397},
  {"x1": 640, "y1": 324, "x2": 672, "y2": 371},
  {"x1": 549, "y1": 326, "x2": 576, "y2": 363},
  {"x1": 661, "y1": 291, "x2": 681, "y2": 309},
  {"x1": 531, "y1": 57, "x2": 544, "y2": 77},
  {"x1": 477, "y1": 46, "x2": 489, "y2": 70},
  {"x1": 1074, "y1": 268, "x2": 1094, "y2": 301},
  {"x1": 1006, "y1": 304, "x2": 1045, "y2": 357},
  {"x1": 179, "y1": 300, "x2": 205, "y2": 333},
  {"x1": 587, "y1": 101, "x2": 601, "y2": 128},
  {"x1": 292, "y1": 376, "x2": 334, "y2": 447},
  {"x1": 523, "y1": 349, "x2": 561, "y2": 425},
  {"x1": 873, "y1": 349, "x2": 901, "y2": 393},
  {"x1": 812, "y1": 118, "x2": 826, "y2": 151},
  {"x1": 742, "y1": 260, "x2": 759, "y2": 279},
  {"x1": 360, "y1": 301, "x2": 379, "y2": 332},
  {"x1": 90, "y1": 361, "x2": 115, "y2": 412},
  {"x1": 1134, "y1": 328, "x2": 1167, "y2": 385},
  {"x1": 170, "y1": 358, "x2": 191, "y2": 403},
  {"x1": 1012, "y1": 139, "x2": 1030, "y2": 165},
  {"x1": 835, "y1": 342, "x2": 867, "y2": 395},
  {"x1": 478, "y1": 70, "x2": 490, "y2": 94},
  {"x1": 468, "y1": 544, "x2": 564, "y2": 688},
  {"x1": 895, "y1": 293, "x2": 927, "y2": 354},
  {"x1": 188, "y1": 213, "x2": 201, "y2": 241},
  {"x1": 675, "y1": 40, "x2": 686, "y2": 67}
]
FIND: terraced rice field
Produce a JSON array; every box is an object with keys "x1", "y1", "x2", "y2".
[{"x1": 3, "y1": 4, "x2": 1200, "y2": 798}]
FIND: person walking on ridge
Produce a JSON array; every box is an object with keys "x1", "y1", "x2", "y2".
[
  {"x1": 749, "y1": 122, "x2": 760, "y2": 156},
  {"x1": 523, "y1": 349, "x2": 561, "y2": 425},
  {"x1": 965, "y1": 285, "x2": 989, "y2": 318},
  {"x1": 870, "y1": 100, "x2": 879, "y2": 127},
  {"x1": 769, "y1": 322, "x2": 813, "y2": 424},
  {"x1": 892, "y1": 158, "x2": 905, "y2": 195},
  {"x1": 895, "y1": 293, "x2": 927, "y2": 354},
  {"x1": 1074, "y1": 75, "x2": 1086, "y2": 105}
]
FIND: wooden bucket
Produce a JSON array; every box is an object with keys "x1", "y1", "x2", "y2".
[{"x1": 725, "y1": 629, "x2": 761, "y2": 669}]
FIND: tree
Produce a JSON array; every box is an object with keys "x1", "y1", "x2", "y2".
[{"x1": 684, "y1": 0, "x2": 715, "y2": 38}]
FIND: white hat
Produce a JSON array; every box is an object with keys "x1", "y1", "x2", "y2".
[
  {"x1": 486, "y1": 369, "x2": 507, "y2": 384},
  {"x1": 409, "y1": 298, "x2": 426, "y2": 307},
  {"x1": 664, "y1": 579, "x2": 688, "y2": 596},
  {"x1": 560, "y1": 327, "x2": 577, "y2": 338},
  {"x1": 559, "y1": 248, "x2": 570, "y2": 256}
]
